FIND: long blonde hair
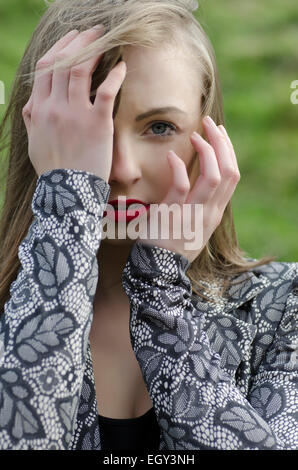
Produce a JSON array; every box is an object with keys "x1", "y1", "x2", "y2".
[{"x1": 0, "y1": 0, "x2": 276, "y2": 313}]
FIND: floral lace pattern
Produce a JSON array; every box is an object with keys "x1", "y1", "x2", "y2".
[
  {"x1": 0, "y1": 169, "x2": 109, "y2": 449},
  {"x1": 0, "y1": 169, "x2": 297, "y2": 450}
]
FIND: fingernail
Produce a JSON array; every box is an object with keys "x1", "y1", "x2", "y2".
[
  {"x1": 191, "y1": 131, "x2": 202, "y2": 139},
  {"x1": 92, "y1": 24, "x2": 105, "y2": 32},
  {"x1": 203, "y1": 115, "x2": 214, "y2": 126},
  {"x1": 118, "y1": 61, "x2": 127, "y2": 72},
  {"x1": 219, "y1": 125, "x2": 227, "y2": 135},
  {"x1": 168, "y1": 150, "x2": 176, "y2": 160}
]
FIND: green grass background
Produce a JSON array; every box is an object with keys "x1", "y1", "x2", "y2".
[{"x1": 0, "y1": 0, "x2": 297, "y2": 262}]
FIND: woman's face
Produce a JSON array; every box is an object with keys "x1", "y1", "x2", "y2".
[{"x1": 104, "y1": 43, "x2": 202, "y2": 243}]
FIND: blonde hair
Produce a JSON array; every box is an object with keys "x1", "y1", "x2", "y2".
[{"x1": 0, "y1": 0, "x2": 276, "y2": 313}]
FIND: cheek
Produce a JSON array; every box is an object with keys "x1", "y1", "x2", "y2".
[
  {"x1": 156, "y1": 160, "x2": 172, "y2": 186},
  {"x1": 149, "y1": 158, "x2": 172, "y2": 199},
  {"x1": 145, "y1": 141, "x2": 199, "y2": 194}
]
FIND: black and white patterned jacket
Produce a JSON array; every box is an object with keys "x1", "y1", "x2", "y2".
[{"x1": 0, "y1": 169, "x2": 297, "y2": 450}]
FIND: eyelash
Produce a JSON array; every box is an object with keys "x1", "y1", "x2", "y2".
[{"x1": 145, "y1": 121, "x2": 177, "y2": 139}]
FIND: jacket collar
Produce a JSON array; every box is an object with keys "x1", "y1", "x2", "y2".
[
  {"x1": 190, "y1": 269, "x2": 272, "y2": 374},
  {"x1": 192, "y1": 268, "x2": 271, "y2": 315},
  {"x1": 222, "y1": 269, "x2": 271, "y2": 312}
]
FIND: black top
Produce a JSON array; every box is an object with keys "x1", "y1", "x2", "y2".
[{"x1": 98, "y1": 406, "x2": 160, "y2": 450}]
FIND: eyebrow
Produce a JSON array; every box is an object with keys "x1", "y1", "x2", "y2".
[{"x1": 135, "y1": 107, "x2": 187, "y2": 122}]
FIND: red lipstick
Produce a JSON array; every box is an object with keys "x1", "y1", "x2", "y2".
[{"x1": 103, "y1": 198, "x2": 151, "y2": 222}]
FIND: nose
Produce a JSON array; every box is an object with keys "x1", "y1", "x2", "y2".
[{"x1": 108, "y1": 134, "x2": 142, "y2": 186}]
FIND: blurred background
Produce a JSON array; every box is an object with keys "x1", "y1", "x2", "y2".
[{"x1": 0, "y1": 0, "x2": 297, "y2": 261}]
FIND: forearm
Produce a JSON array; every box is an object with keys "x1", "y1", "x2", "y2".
[
  {"x1": 122, "y1": 241, "x2": 294, "y2": 450},
  {"x1": 0, "y1": 168, "x2": 110, "y2": 450}
]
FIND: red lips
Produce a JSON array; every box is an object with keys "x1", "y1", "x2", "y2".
[
  {"x1": 109, "y1": 198, "x2": 150, "y2": 208},
  {"x1": 103, "y1": 198, "x2": 151, "y2": 222}
]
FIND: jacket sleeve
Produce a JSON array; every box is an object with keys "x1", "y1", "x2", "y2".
[
  {"x1": 0, "y1": 168, "x2": 110, "y2": 450},
  {"x1": 121, "y1": 241, "x2": 298, "y2": 450},
  {"x1": 246, "y1": 263, "x2": 298, "y2": 448}
]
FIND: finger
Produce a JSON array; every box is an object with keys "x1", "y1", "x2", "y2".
[
  {"x1": 202, "y1": 117, "x2": 232, "y2": 176},
  {"x1": 218, "y1": 125, "x2": 240, "y2": 177},
  {"x1": 202, "y1": 117, "x2": 238, "y2": 206},
  {"x1": 163, "y1": 151, "x2": 190, "y2": 206},
  {"x1": 215, "y1": 124, "x2": 241, "y2": 210},
  {"x1": 22, "y1": 94, "x2": 34, "y2": 132},
  {"x1": 31, "y1": 30, "x2": 80, "y2": 106},
  {"x1": 93, "y1": 61, "x2": 127, "y2": 117},
  {"x1": 215, "y1": 176, "x2": 239, "y2": 213},
  {"x1": 23, "y1": 93, "x2": 33, "y2": 116},
  {"x1": 186, "y1": 132, "x2": 221, "y2": 204},
  {"x1": 65, "y1": 26, "x2": 106, "y2": 104},
  {"x1": 22, "y1": 109, "x2": 31, "y2": 135}
]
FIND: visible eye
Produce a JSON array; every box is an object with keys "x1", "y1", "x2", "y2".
[{"x1": 145, "y1": 121, "x2": 177, "y2": 138}]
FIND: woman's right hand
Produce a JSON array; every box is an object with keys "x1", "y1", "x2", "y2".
[{"x1": 22, "y1": 26, "x2": 127, "y2": 182}]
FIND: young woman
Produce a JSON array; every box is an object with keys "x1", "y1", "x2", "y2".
[{"x1": 0, "y1": 0, "x2": 297, "y2": 450}]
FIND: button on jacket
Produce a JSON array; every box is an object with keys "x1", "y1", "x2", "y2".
[{"x1": 0, "y1": 169, "x2": 297, "y2": 450}]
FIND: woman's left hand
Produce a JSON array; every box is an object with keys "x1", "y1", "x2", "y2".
[{"x1": 136, "y1": 115, "x2": 241, "y2": 264}]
